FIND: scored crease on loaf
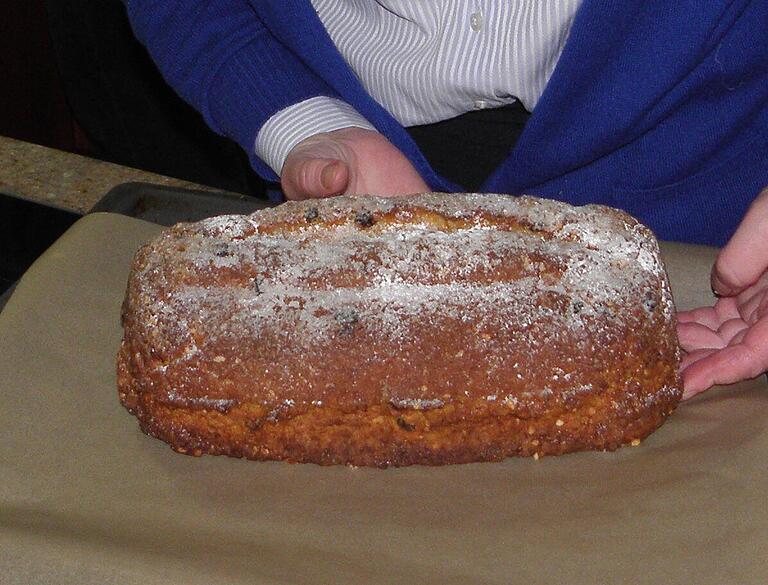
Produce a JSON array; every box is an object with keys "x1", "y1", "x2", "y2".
[{"x1": 117, "y1": 192, "x2": 682, "y2": 467}]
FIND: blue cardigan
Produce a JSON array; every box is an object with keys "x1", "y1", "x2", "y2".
[{"x1": 125, "y1": 0, "x2": 768, "y2": 245}]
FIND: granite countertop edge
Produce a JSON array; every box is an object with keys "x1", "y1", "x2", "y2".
[{"x1": 0, "y1": 136, "x2": 223, "y2": 214}]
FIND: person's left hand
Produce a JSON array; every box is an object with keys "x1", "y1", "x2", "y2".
[{"x1": 677, "y1": 187, "x2": 768, "y2": 400}]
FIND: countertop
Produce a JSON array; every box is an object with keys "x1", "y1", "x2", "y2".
[{"x1": 0, "y1": 136, "x2": 222, "y2": 213}]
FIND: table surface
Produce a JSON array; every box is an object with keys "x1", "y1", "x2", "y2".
[{"x1": 0, "y1": 136, "x2": 221, "y2": 213}]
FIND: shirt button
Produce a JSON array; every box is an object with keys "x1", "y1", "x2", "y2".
[{"x1": 470, "y1": 11, "x2": 483, "y2": 31}]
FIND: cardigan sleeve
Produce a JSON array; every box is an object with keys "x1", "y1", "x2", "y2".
[{"x1": 123, "y1": 0, "x2": 343, "y2": 180}]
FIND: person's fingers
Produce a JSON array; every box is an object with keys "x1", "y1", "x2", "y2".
[
  {"x1": 738, "y1": 287, "x2": 768, "y2": 325},
  {"x1": 281, "y1": 157, "x2": 349, "y2": 200},
  {"x1": 676, "y1": 306, "x2": 721, "y2": 327},
  {"x1": 676, "y1": 317, "x2": 750, "y2": 352},
  {"x1": 318, "y1": 160, "x2": 348, "y2": 194},
  {"x1": 682, "y1": 343, "x2": 765, "y2": 399},
  {"x1": 680, "y1": 347, "x2": 718, "y2": 371},
  {"x1": 716, "y1": 318, "x2": 749, "y2": 345},
  {"x1": 677, "y1": 321, "x2": 725, "y2": 351},
  {"x1": 712, "y1": 187, "x2": 768, "y2": 296},
  {"x1": 730, "y1": 328, "x2": 748, "y2": 346},
  {"x1": 677, "y1": 297, "x2": 741, "y2": 330},
  {"x1": 714, "y1": 296, "x2": 743, "y2": 321},
  {"x1": 682, "y1": 314, "x2": 768, "y2": 399}
]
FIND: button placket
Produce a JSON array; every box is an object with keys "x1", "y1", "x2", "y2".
[{"x1": 469, "y1": 2, "x2": 488, "y2": 110}]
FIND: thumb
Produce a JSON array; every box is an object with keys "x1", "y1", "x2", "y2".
[
  {"x1": 712, "y1": 187, "x2": 768, "y2": 296},
  {"x1": 281, "y1": 157, "x2": 349, "y2": 200}
]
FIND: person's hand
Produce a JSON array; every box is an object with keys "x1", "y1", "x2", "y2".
[
  {"x1": 677, "y1": 187, "x2": 768, "y2": 399},
  {"x1": 280, "y1": 127, "x2": 429, "y2": 200}
]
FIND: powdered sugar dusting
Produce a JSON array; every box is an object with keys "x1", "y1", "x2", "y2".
[
  {"x1": 124, "y1": 193, "x2": 677, "y2": 410},
  {"x1": 389, "y1": 397, "x2": 445, "y2": 410}
]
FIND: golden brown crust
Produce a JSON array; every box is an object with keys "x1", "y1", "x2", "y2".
[{"x1": 117, "y1": 193, "x2": 682, "y2": 467}]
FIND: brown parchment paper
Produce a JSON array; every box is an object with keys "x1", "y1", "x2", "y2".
[{"x1": 1, "y1": 213, "x2": 766, "y2": 585}]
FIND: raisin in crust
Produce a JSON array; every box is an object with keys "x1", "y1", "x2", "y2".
[{"x1": 117, "y1": 193, "x2": 682, "y2": 467}]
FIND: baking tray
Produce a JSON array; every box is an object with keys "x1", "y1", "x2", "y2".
[{"x1": 89, "y1": 181, "x2": 274, "y2": 226}]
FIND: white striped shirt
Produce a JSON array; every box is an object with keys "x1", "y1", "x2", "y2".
[{"x1": 256, "y1": 1, "x2": 583, "y2": 175}]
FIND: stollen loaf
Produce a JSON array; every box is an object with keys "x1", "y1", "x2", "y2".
[{"x1": 117, "y1": 193, "x2": 682, "y2": 467}]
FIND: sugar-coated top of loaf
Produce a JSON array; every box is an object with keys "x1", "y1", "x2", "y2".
[{"x1": 122, "y1": 193, "x2": 677, "y2": 413}]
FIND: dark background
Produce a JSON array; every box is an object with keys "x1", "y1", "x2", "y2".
[
  {"x1": 0, "y1": 0, "x2": 271, "y2": 299},
  {"x1": 0, "y1": 0, "x2": 268, "y2": 197}
]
